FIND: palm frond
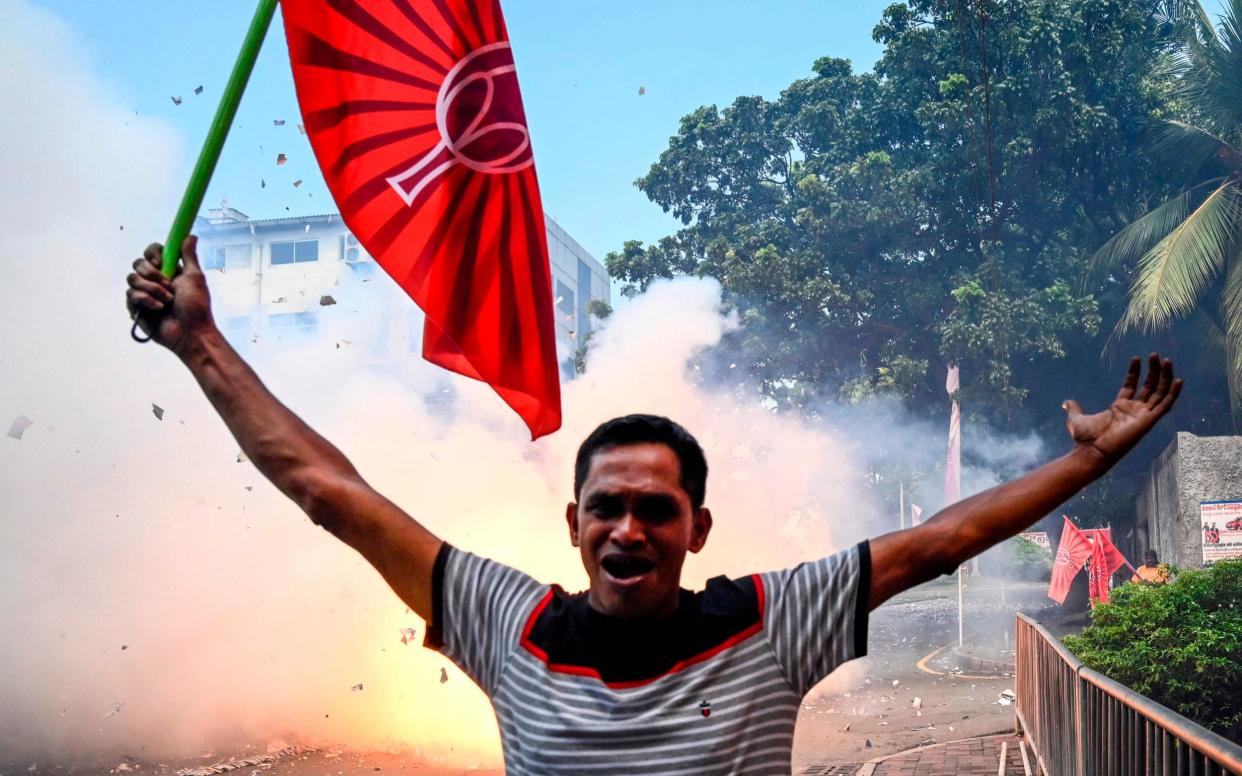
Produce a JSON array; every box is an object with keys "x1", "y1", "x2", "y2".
[
  {"x1": 1178, "y1": 0, "x2": 1242, "y2": 135},
  {"x1": 1224, "y1": 251, "x2": 1242, "y2": 425},
  {"x1": 1117, "y1": 180, "x2": 1241, "y2": 333},
  {"x1": 1151, "y1": 121, "x2": 1239, "y2": 168},
  {"x1": 1085, "y1": 189, "x2": 1194, "y2": 287}
]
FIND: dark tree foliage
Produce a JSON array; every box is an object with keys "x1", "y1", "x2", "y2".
[{"x1": 608, "y1": 0, "x2": 1232, "y2": 524}]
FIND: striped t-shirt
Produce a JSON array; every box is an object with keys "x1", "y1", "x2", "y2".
[{"x1": 425, "y1": 541, "x2": 870, "y2": 775}]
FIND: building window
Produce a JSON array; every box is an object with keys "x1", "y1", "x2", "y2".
[
  {"x1": 577, "y1": 259, "x2": 594, "y2": 338},
  {"x1": 270, "y1": 239, "x2": 319, "y2": 265},
  {"x1": 204, "y1": 247, "x2": 226, "y2": 271},
  {"x1": 224, "y1": 244, "x2": 252, "y2": 270},
  {"x1": 556, "y1": 280, "x2": 575, "y2": 315},
  {"x1": 268, "y1": 311, "x2": 318, "y2": 334}
]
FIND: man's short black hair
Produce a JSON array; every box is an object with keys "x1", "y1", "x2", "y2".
[
  {"x1": 573, "y1": 414, "x2": 708, "y2": 511},
  {"x1": 1144, "y1": 549, "x2": 1158, "y2": 564}
]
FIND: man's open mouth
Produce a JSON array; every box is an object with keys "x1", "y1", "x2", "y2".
[{"x1": 600, "y1": 555, "x2": 656, "y2": 581}]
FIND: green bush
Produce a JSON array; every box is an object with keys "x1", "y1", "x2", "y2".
[{"x1": 1063, "y1": 559, "x2": 1242, "y2": 742}]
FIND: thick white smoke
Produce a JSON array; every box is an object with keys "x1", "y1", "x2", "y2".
[{"x1": 0, "y1": 0, "x2": 1045, "y2": 768}]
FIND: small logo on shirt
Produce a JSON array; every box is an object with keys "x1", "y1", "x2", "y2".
[{"x1": 699, "y1": 700, "x2": 711, "y2": 718}]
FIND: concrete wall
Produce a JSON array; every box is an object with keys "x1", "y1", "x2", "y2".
[{"x1": 1137, "y1": 432, "x2": 1242, "y2": 568}]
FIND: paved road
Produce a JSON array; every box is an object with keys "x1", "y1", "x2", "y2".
[{"x1": 792, "y1": 577, "x2": 1054, "y2": 771}]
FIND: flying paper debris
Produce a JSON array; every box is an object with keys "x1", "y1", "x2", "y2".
[
  {"x1": 7, "y1": 415, "x2": 33, "y2": 440},
  {"x1": 319, "y1": 295, "x2": 336, "y2": 306},
  {"x1": 638, "y1": 86, "x2": 646, "y2": 96},
  {"x1": 151, "y1": 404, "x2": 164, "y2": 421},
  {"x1": 276, "y1": 153, "x2": 287, "y2": 165},
  {"x1": 194, "y1": 85, "x2": 203, "y2": 95},
  {"x1": 399, "y1": 627, "x2": 417, "y2": 645},
  {"x1": 439, "y1": 668, "x2": 448, "y2": 684},
  {"x1": 273, "y1": 119, "x2": 285, "y2": 126},
  {"x1": 350, "y1": 683, "x2": 363, "y2": 692},
  {"x1": 260, "y1": 179, "x2": 265, "y2": 188},
  {"x1": 292, "y1": 179, "x2": 302, "y2": 188},
  {"x1": 296, "y1": 124, "x2": 306, "y2": 135},
  {"x1": 170, "y1": 96, "x2": 182, "y2": 105}
]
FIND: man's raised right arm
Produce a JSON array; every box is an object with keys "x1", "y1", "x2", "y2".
[{"x1": 126, "y1": 237, "x2": 442, "y2": 618}]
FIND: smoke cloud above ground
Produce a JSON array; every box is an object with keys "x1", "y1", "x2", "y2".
[{"x1": 0, "y1": 0, "x2": 1045, "y2": 767}]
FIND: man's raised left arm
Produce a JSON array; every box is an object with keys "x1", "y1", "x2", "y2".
[{"x1": 867, "y1": 354, "x2": 1182, "y2": 610}]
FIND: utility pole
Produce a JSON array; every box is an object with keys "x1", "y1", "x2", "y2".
[{"x1": 958, "y1": 564, "x2": 965, "y2": 648}]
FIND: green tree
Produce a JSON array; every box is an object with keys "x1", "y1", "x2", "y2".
[
  {"x1": 609, "y1": 0, "x2": 1191, "y2": 433},
  {"x1": 1090, "y1": 0, "x2": 1242, "y2": 425}
]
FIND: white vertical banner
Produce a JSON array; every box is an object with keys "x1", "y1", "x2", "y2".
[
  {"x1": 944, "y1": 365, "x2": 961, "y2": 506},
  {"x1": 911, "y1": 503, "x2": 923, "y2": 526}
]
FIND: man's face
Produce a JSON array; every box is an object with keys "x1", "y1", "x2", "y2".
[{"x1": 566, "y1": 442, "x2": 711, "y2": 620}]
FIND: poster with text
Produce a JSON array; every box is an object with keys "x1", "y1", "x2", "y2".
[
  {"x1": 1020, "y1": 531, "x2": 1051, "y2": 551},
  {"x1": 1200, "y1": 500, "x2": 1242, "y2": 564}
]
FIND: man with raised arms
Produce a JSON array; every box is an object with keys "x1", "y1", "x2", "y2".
[{"x1": 126, "y1": 237, "x2": 1182, "y2": 774}]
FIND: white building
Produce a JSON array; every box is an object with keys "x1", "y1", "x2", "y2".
[{"x1": 194, "y1": 208, "x2": 609, "y2": 380}]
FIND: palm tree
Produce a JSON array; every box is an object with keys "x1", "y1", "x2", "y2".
[{"x1": 1090, "y1": 0, "x2": 1242, "y2": 423}]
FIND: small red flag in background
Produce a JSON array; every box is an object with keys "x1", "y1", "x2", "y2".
[
  {"x1": 1087, "y1": 535, "x2": 1110, "y2": 605},
  {"x1": 281, "y1": 0, "x2": 561, "y2": 438},
  {"x1": 1082, "y1": 528, "x2": 1129, "y2": 576},
  {"x1": 1048, "y1": 516, "x2": 1093, "y2": 604}
]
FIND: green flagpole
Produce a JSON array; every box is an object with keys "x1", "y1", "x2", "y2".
[{"x1": 160, "y1": 0, "x2": 279, "y2": 278}]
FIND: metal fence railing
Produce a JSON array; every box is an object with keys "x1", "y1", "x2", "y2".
[{"x1": 1014, "y1": 613, "x2": 1242, "y2": 776}]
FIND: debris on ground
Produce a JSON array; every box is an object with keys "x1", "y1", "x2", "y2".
[
  {"x1": 152, "y1": 404, "x2": 164, "y2": 420},
  {"x1": 105, "y1": 703, "x2": 123, "y2": 718},
  {"x1": 8, "y1": 415, "x2": 33, "y2": 440},
  {"x1": 912, "y1": 696, "x2": 922, "y2": 709},
  {"x1": 997, "y1": 689, "x2": 1015, "y2": 706},
  {"x1": 174, "y1": 745, "x2": 316, "y2": 776}
]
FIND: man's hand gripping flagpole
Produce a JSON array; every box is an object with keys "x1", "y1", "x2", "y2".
[{"x1": 130, "y1": 0, "x2": 278, "y2": 342}]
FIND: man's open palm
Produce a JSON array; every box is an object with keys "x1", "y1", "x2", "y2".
[{"x1": 1063, "y1": 354, "x2": 1183, "y2": 466}]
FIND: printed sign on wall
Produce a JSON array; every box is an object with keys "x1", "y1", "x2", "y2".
[{"x1": 1200, "y1": 500, "x2": 1242, "y2": 564}]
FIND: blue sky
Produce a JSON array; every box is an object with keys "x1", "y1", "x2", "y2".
[
  {"x1": 36, "y1": 1, "x2": 1232, "y2": 264},
  {"x1": 37, "y1": 0, "x2": 893, "y2": 262}
]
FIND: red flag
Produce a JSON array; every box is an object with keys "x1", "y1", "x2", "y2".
[
  {"x1": 1048, "y1": 516, "x2": 1092, "y2": 604},
  {"x1": 1082, "y1": 528, "x2": 1130, "y2": 575},
  {"x1": 281, "y1": 0, "x2": 561, "y2": 438},
  {"x1": 1087, "y1": 535, "x2": 1111, "y2": 605}
]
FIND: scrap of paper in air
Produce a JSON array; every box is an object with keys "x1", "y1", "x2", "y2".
[{"x1": 7, "y1": 415, "x2": 33, "y2": 440}]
